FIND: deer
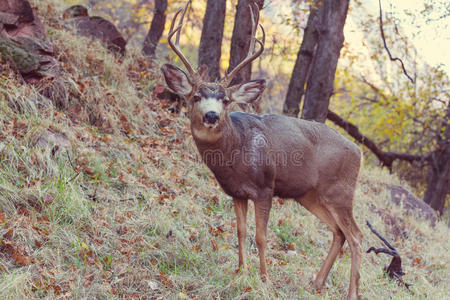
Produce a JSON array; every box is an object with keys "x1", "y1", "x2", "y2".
[{"x1": 160, "y1": 2, "x2": 363, "y2": 299}]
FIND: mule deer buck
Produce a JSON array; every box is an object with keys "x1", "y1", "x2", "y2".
[{"x1": 161, "y1": 2, "x2": 363, "y2": 299}]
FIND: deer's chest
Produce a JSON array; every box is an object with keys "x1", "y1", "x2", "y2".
[
  {"x1": 210, "y1": 166, "x2": 259, "y2": 200},
  {"x1": 205, "y1": 152, "x2": 274, "y2": 201}
]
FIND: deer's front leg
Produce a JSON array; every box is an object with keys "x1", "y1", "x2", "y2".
[
  {"x1": 233, "y1": 198, "x2": 248, "y2": 271},
  {"x1": 254, "y1": 197, "x2": 272, "y2": 282}
]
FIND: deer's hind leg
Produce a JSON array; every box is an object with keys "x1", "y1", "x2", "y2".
[
  {"x1": 320, "y1": 181, "x2": 363, "y2": 300},
  {"x1": 326, "y1": 204, "x2": 363, "y2": 300},
  {"x1": 295, "y1": 191, "x2": 346, "y2": 289}
]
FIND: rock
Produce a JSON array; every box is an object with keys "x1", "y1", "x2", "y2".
[
  {"x1": 36, "y1": 130, "x2": 71, "y2": 151},
  {"x1": 147, "y1": 280, "x2": 159, "y2": 290},
  {"x1": 371, "y1": 206, "x2": 407, "y2": 240},
  {"x1": 63, "y1": 5, "x2": 126, "y2": 56},
  {"x1": 0, "y1": 0, "x2": 60, "y2": 83},
  {"x1": 62, "y1": 5, "x2": 88, "y2": 18},
  {"x1": 388, "y1": 185, "x2": 437, "y2": 226}
]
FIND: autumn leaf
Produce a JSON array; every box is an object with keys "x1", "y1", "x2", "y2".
[
  {"x1": 211, "y1": 240, "x2": 218, "y2": 251},
  {"x1": 413, "y1": 257, "x2": 422, "y2": 266},
  {"x1": 160, "y1": 272, "x2": 173, "y2": 288},
  {"x1": 192, "y1": 245, "x2": 202, "y2": 252},
  {"x1": 288, "y1": 243, "x2": 295, "y2": 251},
  {"x1": 154, "y1": 84, "x2": 166, "y2": 94}
]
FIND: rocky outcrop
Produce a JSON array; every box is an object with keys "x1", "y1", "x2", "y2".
[
  {"x1": 0, "y1": 0, "x2": 60, "y2": 83},
  {"x1": 388, "y1": 185, "x2": 437, "y2": 225},
  {"x1": 63, "y1": 5, "x2": 126, "y2": 56}
]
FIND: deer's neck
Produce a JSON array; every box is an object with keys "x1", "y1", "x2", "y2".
[{"x1": 191, "y1": 114, "x2": 241, "y2": 159}]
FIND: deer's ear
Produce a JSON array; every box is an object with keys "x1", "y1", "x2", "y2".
[
  {"x1": 161, "y1": 64, "x2": 192, "y2": 95},
  {"x1": 229, "y1": 79, "x2": 266, "y2": 104}
]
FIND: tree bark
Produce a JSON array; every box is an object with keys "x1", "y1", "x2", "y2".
[
  {"x1": 423, "y1": 103, "x2": 449, "y2": 214},
  {"x1": 282, "y1": 3, "x2": 321, "y2": 117},
  {"x1": 301, "y1": 0, "x2": 350, "y2": 123},
  {"x1": 142, "y1": 0, "x2": 168, "y2": 57},
  {"x1": 227, "y1": 0, "x2": 264, "y2": 86},
  {"x1": 198, "y1": 0, "x2": 227, "y2": 81}
]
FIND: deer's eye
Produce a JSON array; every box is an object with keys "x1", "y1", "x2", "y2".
[
  {"x1": 222, "y1": 97, "x2": 231, "y2": 105},
  {"x1": 193, "y1": 95, "x2": 201, "y2": 102}
]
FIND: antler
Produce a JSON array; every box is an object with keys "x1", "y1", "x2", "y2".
[
  {"x1": 168, "y1": 0, "x2": 198, "y2": 80},
  {"x1": 221, "y1": 1, "x2": 265, "y2": 87}
]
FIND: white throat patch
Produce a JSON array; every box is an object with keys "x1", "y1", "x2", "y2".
[{"x1": 192, "y1": 126, "x2": 222, "y2": 143}]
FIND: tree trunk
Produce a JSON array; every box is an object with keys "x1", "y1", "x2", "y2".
[
  {"x1": 424, "y1": 150, "x2": 450, "y2": 214},
  {"x1": 282, "y1": 4, "x2": 321, "y2": 117},
  {"x1": 198, "y1": 0, "x2": 226, "y2": 81},
  {"x1": 424, "y1": 104, "x2": 449, "y2": 214},
  {"x1": 142, "y1": 0, "x2": 168, "y2": 57},
  {"x1": 301, "y1": 0, "x2": 350, "y2": 123},
  {"x1": 227, "y1": 0, "x2": 264, "y2": 86}
]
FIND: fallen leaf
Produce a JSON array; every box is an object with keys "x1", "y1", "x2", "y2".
[
  {"x1": 160, "y1": 272, "x2": 173, "y2": 287},
  {"x1": 12, "y1": 252, "x2": 31, "y2": 266},
  {"x1": 211, "y1": 240, "x2": 218, "y2": 251},
  {"x1": 0, "y1": 210, "x2": 6, "y2": 223}
]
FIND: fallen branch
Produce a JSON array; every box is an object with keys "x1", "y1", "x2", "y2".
[{"x1": 366, "y1": 220, "x2": 411, "y2": 290}]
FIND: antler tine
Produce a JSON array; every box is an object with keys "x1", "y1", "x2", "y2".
[
  {"x1": 168, "y1": 1, "x2": 196, "y2": 77},
  {"x1": 175, "y1": 0, "x2": 190, "y2": 45},
  {"x1": 247, "y1": 2, "x2": 258, "y2": 58},
  {"x1": 221, "y1": 1, "x2": 265, "y2": 87}
]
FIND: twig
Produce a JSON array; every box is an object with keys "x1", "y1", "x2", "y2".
[
  {"x1": 65, "y1": 151, "x2": 81, "y2": 184},
  {"x1": 378, "y1": 0, "x2": 414, "y2": 84},
  {"x1": 119, "y1": 192, "x2": 146, "y2": 202},
  {"x1": 66, "y1": 150, "x2": 76, "y2": 170}
]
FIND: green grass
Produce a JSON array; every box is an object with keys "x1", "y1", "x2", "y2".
[{"x1": 0, "y1": 1, "x2": 449, "y2": 299}]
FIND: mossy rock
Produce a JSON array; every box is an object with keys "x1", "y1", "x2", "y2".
[{"x1": 0, "y1": 37, "x2": 40, "y2": 74}]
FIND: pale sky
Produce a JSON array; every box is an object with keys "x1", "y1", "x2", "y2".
[
  {"x1": 266, "y1": 0, "x2": 450, "y2": 76},
  {"x1": 364, "y1": 0, "x2": 450, "y2": 75}
]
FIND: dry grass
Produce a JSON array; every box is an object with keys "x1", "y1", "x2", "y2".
[{"x1": 0, "y1": 1, "x2": 449, "y2": 299}]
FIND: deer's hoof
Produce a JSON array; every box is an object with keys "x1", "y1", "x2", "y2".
[
  {"x1": 346, "y1": 293, "x2": 362, "y2": 300},
  {"x1": 312, "y1": 279, "x2": 325, "y2": 290}
]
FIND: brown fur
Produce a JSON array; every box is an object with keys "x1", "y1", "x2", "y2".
[{"x1": 162, "y1": 63, "x2": 363, "y2": 299}]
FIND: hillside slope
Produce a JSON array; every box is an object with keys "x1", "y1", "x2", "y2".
[{"x1": 0, "y1": 2, "x2": 449, "y2": 299}]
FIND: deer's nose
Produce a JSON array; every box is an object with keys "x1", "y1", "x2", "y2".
[{"x1": 204, "y1": 111, "x2": 219, "y2": 124}]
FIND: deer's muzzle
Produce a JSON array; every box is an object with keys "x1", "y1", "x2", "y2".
[{"x1": 204, "y1": 111, "x2": 220, "y2": 125}]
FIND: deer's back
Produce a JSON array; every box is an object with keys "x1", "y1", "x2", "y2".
[{"x1": 230, "y1": 112, "x2": 361, "y2": 199}]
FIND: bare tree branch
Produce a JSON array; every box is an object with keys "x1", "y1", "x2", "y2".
[
  {"x1": 327, "y1": 110, "x2": 428, "y2": 170},
  {"x1": 378, "y1": 0, "x2": 414, "y2": 84}
]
